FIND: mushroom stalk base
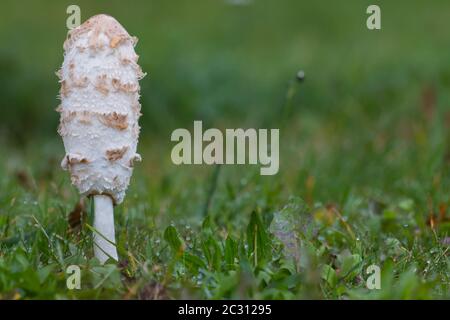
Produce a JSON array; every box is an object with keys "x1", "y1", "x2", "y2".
[{"x1": 93, "y1": 195, "x2": 118, "y2": 264}]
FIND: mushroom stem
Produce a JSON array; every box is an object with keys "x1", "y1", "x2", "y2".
[{"x1": 93, "y1": 195, "x2": 118, "y2": 264}]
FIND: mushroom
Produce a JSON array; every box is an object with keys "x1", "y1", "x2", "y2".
[{"x1": 57, "y1": 14, "x2": 145, "y2": 264}]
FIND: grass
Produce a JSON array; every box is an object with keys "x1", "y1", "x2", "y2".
[{"x1": 0, "y1": 0, "x2": 449, "y2": 299}]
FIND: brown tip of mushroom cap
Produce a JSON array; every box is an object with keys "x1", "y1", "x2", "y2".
[{"x1": 64, "y1": 14, "x2": 136, "y2": 51}]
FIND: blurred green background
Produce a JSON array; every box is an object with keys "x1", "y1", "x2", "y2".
[
  {"x1": 1, "y1": 0, "x2": 448, "y2": 140},
  {"x1": 0, "y1": 0, "x2": 449, "y2": 299},
  {"x1": 2, "y1": 0, "x2": 450, "y2": 205}
]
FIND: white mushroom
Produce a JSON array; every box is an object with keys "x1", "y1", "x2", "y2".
[{"x1": 57, "y1": 14, "x2": 145, "y2": 263}]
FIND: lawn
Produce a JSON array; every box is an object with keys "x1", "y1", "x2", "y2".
[{"x1": 0, "y1": 0, "x2": 449, "y2": 299}]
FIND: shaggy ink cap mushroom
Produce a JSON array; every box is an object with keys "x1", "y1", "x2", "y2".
[{"x1": 58, "y1": 14, "x2": 145, "y2": 204}]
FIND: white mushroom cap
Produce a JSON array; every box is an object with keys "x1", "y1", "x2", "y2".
[{"x1": 58, "y1": 14, "x2": 145, "y2": 204}]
